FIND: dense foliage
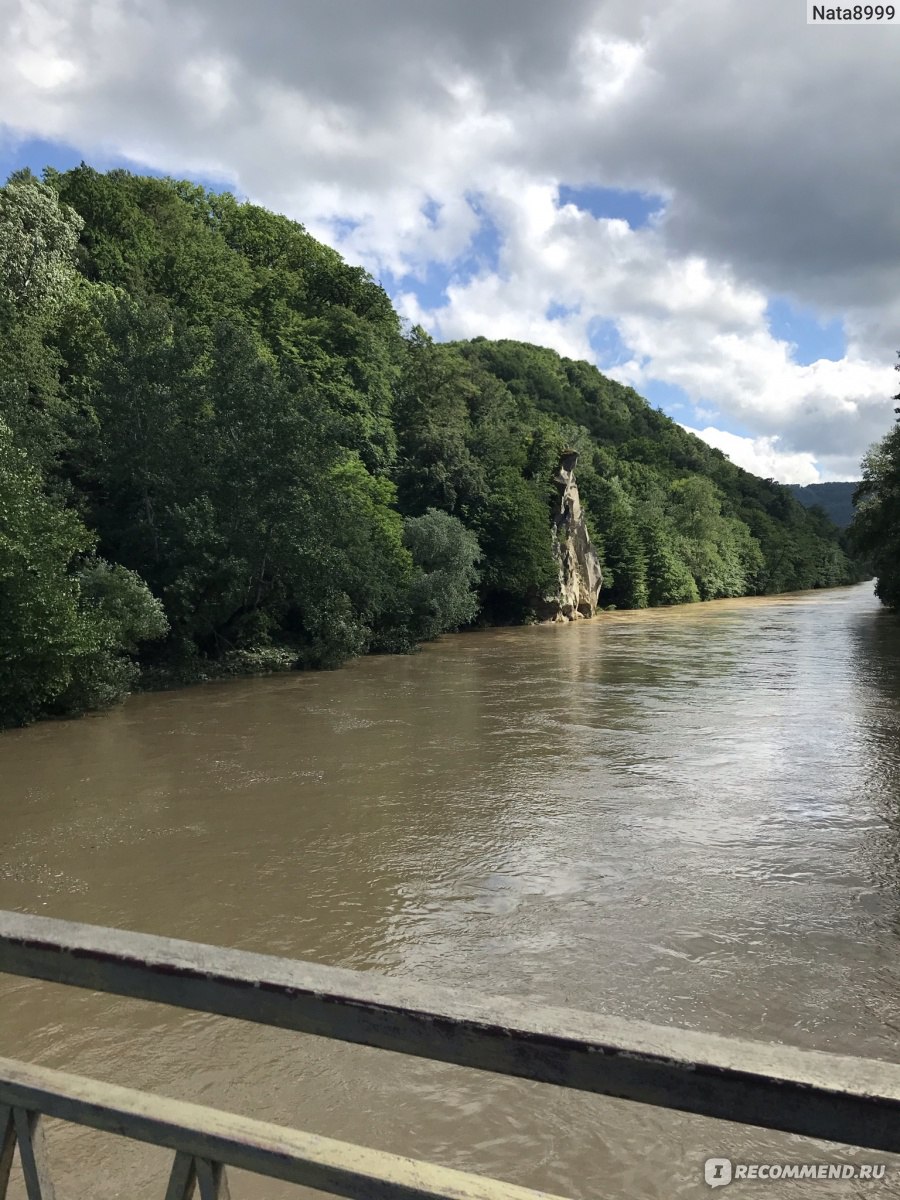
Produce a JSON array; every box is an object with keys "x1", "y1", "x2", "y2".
[
  {"x1": 789, "y1": 482, "x2": 858, "y2": 528},
  {"x1": 849, "y1": 362, "x2": 900, "y2": 609},
  {"x1": 0, "y1": 166, "x2": 866, "y2": 727}
]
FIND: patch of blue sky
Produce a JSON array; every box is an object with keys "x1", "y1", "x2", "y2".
[
  {"x1": 453, "y1": 194, "x2": 503, "y2": 280},
  {"x1": 634, "y1": 378, "x2": 695, "y2": 416},
  {"x1": 634, "y1": 379, "x2": 751, "y2": 441},
  {"x1": 421, "y1": 196, "x2": 441, "y2": 227},
  {"x1": 557, "y1": 184, "x2": 666, "y2": 230},
  {"x1": 379, "y1": 195, "x2": 504, "y2": 314},
  {"x1": 0, "y1": 130, "x2": 241, "y2": 197},
  {"x1": 765, "y1": 296, "x2": 845, "y2": 364},
  {"x1": 587, "y1": 317, "x2": 629, "y2": 369},
  {"x1": 378, "y1": 261, "x2": 453, "y2": 314},
  {"x1": 546, "y1": 300, "x2": 580, "y2": 321},
  {"x1": 327, "y1": 215, "x2": 362, "y2": 240}
]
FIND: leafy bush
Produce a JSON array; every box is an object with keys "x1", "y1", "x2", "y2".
[
  {"x1": 403, "y1": 509, "x2": 482, "y2": 640},
  {"x1": 48, "y1": 561, "x2": 169, "y2": 715}
]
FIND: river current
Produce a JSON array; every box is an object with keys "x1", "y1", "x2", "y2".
[{"x1": 1, "y1": 581, "x2": 899, "y2": 1197}]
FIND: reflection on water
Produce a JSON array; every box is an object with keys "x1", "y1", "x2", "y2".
[{"x1": 1, "y1": 582, "x2": 900, "y2": 1197}]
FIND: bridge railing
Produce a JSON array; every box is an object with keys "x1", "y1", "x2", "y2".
[{"x1": 1, "y1": 910, "x2": 899, "y2": 1198}]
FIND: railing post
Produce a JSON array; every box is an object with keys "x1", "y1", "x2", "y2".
[
  {"x1": 11, "y1": 1108, "x2": 55, "y2": 1200},
  {"x1": 195, "y1": 1158, "x2": 231, "y2": 1199},
  {"x1": 165, "y1": 1151, "x2": 197, "y2": 1199},
  {"x1": 165, "y1": 1151, "x2": 230, "y2": 1200},
  {"x1": 0, "y1": 1106, "x2": 15, "y2": 1199}
]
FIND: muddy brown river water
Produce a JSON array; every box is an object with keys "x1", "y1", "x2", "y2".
[{"x1": 1, "y1": 581, "x2": 900, "y2": 1198}]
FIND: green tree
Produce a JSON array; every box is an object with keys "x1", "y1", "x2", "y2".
[
  {"x1": 325, "y1": 452, "x2": 414, "y2": 656},
  {"x1": 641, "y1": 513, "x2": 700, "y2": 606},
  {"x1": 0, "y1": 169, "x2": 83, "y2": 312},
  {"x1": 475, "y1": 467, "x2": 559, "y2": 620},
  {"x1": 0, "y1": 421, "x2": 165, "y2": 726},
  {"x1": 0, "y1": 419, "x2": 95, "y2": 725},
  {"x1": 669, "y1": 477, "x2": 758, "y2": 599},
  {"x1": 49, "y1": 560, "x2": 169, "y2": 715},
  {"x1": 579, "y1": 472, "x2": 648, "y2": 609},
  {"x1": 0, "y1": 171, "x2": 85, "y2": 473},
  {"x1": 850, "y1": 404, "x2": 900, "y2": 608},
  {"x1": 403, "y1": 509, "x2": 481, "y2": 641},
  {"x1": 393, "y1": 328, "x2": 488, "y2": 517}
]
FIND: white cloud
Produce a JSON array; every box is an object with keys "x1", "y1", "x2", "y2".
[{"x1": 680, "y1": 426, "x2": 822, "y2": 486}]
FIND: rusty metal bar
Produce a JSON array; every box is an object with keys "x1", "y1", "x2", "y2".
[
  {"x1": 0, "y1": 1056, "x2": 565, "y2": 1200},
  {"x1": 2, "y1": 910, "x2": 900, "y2": 1153}
]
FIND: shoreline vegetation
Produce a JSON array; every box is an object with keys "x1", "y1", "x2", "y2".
[
  {"x1": 132, "y1": 579, "x2": 877, "y2": 699},
  {"x1": 0, "y1": 166, "x2": 884, "y2": 730}
]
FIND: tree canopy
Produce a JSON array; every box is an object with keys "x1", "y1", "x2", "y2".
[{"x1": 849, "y1": 360, "x2": 900, "y2": 609}]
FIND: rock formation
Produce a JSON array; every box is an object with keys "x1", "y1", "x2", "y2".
[{"x1": 538, "y1": 450, "x2": 603, "y2": 622}]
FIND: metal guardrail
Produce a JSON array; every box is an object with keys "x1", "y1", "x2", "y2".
[{"x1": 1, "y1": 910, "x2": 900, "y2": 1198}]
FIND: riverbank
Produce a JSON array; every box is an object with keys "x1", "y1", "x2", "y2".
[{"x1": 132, "y1": 578, "x2": 877, "y2": 697}]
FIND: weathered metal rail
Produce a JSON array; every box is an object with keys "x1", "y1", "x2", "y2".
[{"x1": 1, "y1": 910, "x2": 899, "y2": 1198}]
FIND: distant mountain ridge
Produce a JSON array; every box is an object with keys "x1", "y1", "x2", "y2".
[{"x1": 788, "y1": 481, "x2": 859, "y2": 528}]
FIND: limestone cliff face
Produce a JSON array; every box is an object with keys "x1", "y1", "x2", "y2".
[{"x1": 538, "y1": 450, "x2": 603, "y2": 622}]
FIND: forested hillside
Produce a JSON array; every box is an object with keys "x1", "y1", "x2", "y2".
[
  {"x1": 789, "y1": 481, "x2": 858, "y2": 528},
  {"x1": 0, "y1": 167, "x2": 865, "y2": 727}
]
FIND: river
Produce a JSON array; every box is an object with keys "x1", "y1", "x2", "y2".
[{"x1": 1, "y1": 581, "x2": 899, "y2": 1198}]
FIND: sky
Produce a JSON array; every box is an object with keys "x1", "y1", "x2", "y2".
[{"x1": 2, "y1": 1, "x2": 899, "y2": 483}]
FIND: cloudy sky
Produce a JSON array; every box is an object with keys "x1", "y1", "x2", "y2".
[{"x1": 2, "y1": 0, "x2": 898, "y2": 482}]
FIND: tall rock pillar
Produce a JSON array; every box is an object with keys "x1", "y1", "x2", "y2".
[{"x1": 538, "y1": 450, "x2": 603, "y2": 621}]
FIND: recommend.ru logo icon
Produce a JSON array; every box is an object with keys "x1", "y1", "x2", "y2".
[{"x1": 705, "y1": 1158, "x2": 734, "y2": 1188}]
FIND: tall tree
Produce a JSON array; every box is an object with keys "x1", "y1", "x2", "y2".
[
  {"x1": 0, "y1": 420, "x2": 166, "y2": 727},
  {"x1": 0, "y1": 171, "x2": 84, "y2": 472},
  {"x1": 850, "y1": 363, "x2": 900, "y2": 608}
]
